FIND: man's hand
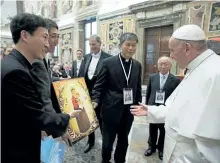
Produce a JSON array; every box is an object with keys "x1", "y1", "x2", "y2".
[
  {"x1": 41, "y1": 131, "x2": 47, "y2": 140},
  {"x1": 92, "y1": 102, "x2": 98, "y2": 109},
  {"x1": 130, "y1": 103, "x2": 148, "y2": 116},
  {"x1": 68, "y1": 110, "x2": 81, "y2": 118},
  {"x1": 60, "y1": 77, "x2": 68, "y2": 80},
  {"x1": 62, "y1": 132, "x2": 73, "y2": 147}
]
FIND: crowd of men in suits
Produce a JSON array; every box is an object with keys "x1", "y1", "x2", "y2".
[{"x1": 1, "y1": 13, "x2": 220, "y2": 163}]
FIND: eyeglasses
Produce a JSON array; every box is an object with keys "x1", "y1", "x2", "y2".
[{"x1": 50, "y1": 35, "x2": 59, "y2": 39}]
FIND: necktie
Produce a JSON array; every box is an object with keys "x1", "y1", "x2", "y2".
[{"x1": 160, "y1": 75, "x2": 166, "y2": 89}]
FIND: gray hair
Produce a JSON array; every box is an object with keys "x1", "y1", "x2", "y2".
[
  {"x1": 207, "y1": 40, "x2": 220, "y2": 55},
  {"x1": 119, "y1": 32, "x2": 138, "y2": 46},
  {"x1": 89, "y1": 35, "x2": 102, "y2": 44}
]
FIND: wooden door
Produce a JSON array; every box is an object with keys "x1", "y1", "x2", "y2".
[{"x1": 143, "y1": 25, "x2": 173, "y2": 85}]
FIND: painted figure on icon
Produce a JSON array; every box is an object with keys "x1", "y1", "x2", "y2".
[{"x1": 71, "y1": 88, "x2": 90, "y2": 133}]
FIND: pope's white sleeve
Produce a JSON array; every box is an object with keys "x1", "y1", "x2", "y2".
[
  {"x1": 195, "y1": 136, "x2": 220, "y2": 163},
  {"x1": 147, "y1": 105, "x2": 167, "y2": 123}
]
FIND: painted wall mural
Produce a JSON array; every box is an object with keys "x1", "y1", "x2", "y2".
[
  {"x1": 59, "y1": 28, "x2": 74, "y2": 64},
  {"x1": 188, "y1": 5, "x2": 206, "y2": 29},
  {"x1": 99, "y1": 16, "x2": 136, "y2": 55},
  {"x1": 209, "y1": 2, "x2": 220, "y2": 32}
]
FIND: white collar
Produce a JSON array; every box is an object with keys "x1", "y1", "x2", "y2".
[
  {"x1": 187, "y1": 49, "x2": 214, "y2": 72},
  {"x1": 91, "y1": 50, "x2": 101, "y2": 58}
]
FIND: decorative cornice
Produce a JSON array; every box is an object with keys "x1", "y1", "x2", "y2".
[
  {"x1": 59, "y1": 23, "x2": 74, "y2": 30},
  {"x1": 129, "y1": 0, "x2": 190, "y2": 13},
  {"x1": 97, "y1": 7, "x2": 132, "y2": 21},
  {"x1": 76, "y1": 3, "x2": 100, "y2": 21},
  {"x1": 138, "y1": 11, "x2": 184, "y2": 28}
]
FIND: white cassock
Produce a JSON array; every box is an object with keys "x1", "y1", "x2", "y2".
[{"x1": 147, "y1": 49, "x2": 220, "y2": 163}]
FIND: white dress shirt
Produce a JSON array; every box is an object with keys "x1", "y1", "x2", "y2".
[
  {"x1": 87, "y1": 50, "x2": 101, "y2": 79},
  {"x1": 76, "y1": 59, "x2": 83, "y2": 76}
]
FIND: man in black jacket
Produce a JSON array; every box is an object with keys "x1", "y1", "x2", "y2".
[
  {"x1": 1, "y1": 13, "x2": 79, "y2": 163},
  {"x1": 31, "y1": 18, "x2": 73, "y2": 144},
  {"x1": 71, "y1": 48, "x2": 85, "y2": 78},
  {"x1": 91, "y1": 33, "x2": 142, "y2": 163},
  {"x1": 144, "y1": 56, "x2": 180, "y2": 160},
  {"x1": 83, "y1": 35, "x2": 111, "y2": 153}
]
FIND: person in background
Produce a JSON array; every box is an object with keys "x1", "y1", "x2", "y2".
[
  {"x1": 92, "y1": 33, "x2": 142, "y2": 163},
  {"x1": 52, "y1": 64, "x2": 63, "y2": 77},
  {"x1": 144, "y1": 56, "x2": 180, "y2": 160},
  {"x1": 60, "y1": 63, "x2": 71, "y2": 78},
  {"x1": 207, "y1": 39, "x2": 220, "y2": 55},
  {"x1": 1, "y1": 13, "x2": 80, "y2": 163},
  {"x1": 71, "y1": 49, "x2": 84, "y2": 78},
  {"x1": 4, "y1": 46, "x2": 14, "y2": 56},
  {"x1": 0, "y1": 47, "x2": 5, "y2": 59},
  {"x1": 130, "y1": 24, "x2": 220, "y2": 163},
  {"x1": 83, "y1": 35, "x2": 111, "y2": 153}
]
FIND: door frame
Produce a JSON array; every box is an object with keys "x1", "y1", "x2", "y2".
[{"x1": 143, "y1": 25, "x2": 173, "y2": 84}]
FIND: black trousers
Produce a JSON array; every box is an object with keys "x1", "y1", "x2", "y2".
[
  {"x1": 148, "y1": 123, "x2": 165, "y2": 151},
  {"x1": 88, "y1": 105, "x2": 102, "y2": 144},
  {"x1": 102, "y1": 111, "x2": 133, "y2": 163}
]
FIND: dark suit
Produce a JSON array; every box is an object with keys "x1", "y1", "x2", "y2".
[
  {"x1": 84, "y1": 51, "x2": 111, "y2": 144},
  {"x1": 32, "y1": 59, "x2": 62, "y2": 137},
  {"x1": 71, "y1": 59, "x2": 85, "y2": 78},
  {"x1": 146, "y1": 73, "x2": 180, "y2": 151},
  {"x1": 92, "y1": 54, "x2": 142, "y2": 163},
  {"x1": 1, "y1": 49, "x2": 70, "y2": 163}
]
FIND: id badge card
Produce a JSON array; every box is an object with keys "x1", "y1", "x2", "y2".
[
  {"x1": 123, "y1": 88, "x2": 133, "y2": 105},
  {"x1": 155, "y1": 90, "x2": 165, "y2": 104}
]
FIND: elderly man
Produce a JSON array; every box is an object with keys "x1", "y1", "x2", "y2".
[
  {"x1": 92, "y1": 33, "x2": 142, "y2": 163},
  {"x1": 145, "y1": 56, "x2": 180, "y2": 160},
  {"x1": 130, "y1": 24, "x2": 220, "y2": 163}
]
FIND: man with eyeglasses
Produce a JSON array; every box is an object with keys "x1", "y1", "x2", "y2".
[{"x1": 31, "y1": 18, "x2": 73, "y2": 145}]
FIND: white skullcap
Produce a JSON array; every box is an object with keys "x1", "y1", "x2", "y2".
[{"x1": 172, "y1": 24, "x2": 206, "y2": 41}]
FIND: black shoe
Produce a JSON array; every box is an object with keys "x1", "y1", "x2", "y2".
[
  {"x1": 84, "y1": 143, "x2": 94, "y2": 153},
  {"x1": 144, "y1": 148, "x2": 156, "y2": 156},
  {"x1": 158, "y1": 151, "x2": 163, "y2": 160}
]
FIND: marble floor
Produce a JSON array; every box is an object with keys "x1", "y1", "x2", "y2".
[{"x1": 63, "y1": 116, "x2": 162, "y2": 163}]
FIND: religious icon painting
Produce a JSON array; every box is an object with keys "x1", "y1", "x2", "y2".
[{"x1": 52, "y1": 78, "x2": 99, "y2": 144}]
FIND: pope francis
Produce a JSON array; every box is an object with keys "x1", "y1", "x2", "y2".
[{"x1": 130, "y1": 24, "x2": 220, "y2": 163}]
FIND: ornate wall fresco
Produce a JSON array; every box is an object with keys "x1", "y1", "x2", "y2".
[
  {"x1": 209, "y1": 2, "x2": 220, "y2": 32},
  {"x1": 186, "y1": 1, "x2": 220, "y2": 39},
  {"x1": 59, "y1": 28, "x2": 74, "y2": 64},
  {"x1": 99, "y1": 15, "x2": 136, "y2": 55},
  {"x1": 188, "y1": 5, "x2": 206, "y2": 29}
]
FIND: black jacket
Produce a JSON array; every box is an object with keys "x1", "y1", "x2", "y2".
[
  {"x1": 146, "y1": 73, "x2": 181, "y2": 105},
  {"x1": 1, "y1": 49, "x2": 70, "y2": 163},
  {"x1": 71, "y1": 59, "x2": 85, "y2": 78},
  {"x1": 92, "y1": 54, "x2": 142, "y2": 124}
]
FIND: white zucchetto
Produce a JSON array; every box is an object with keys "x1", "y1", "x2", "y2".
[{"x1": 172, "y1": 24, "x2": 206, "y2": 41}]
